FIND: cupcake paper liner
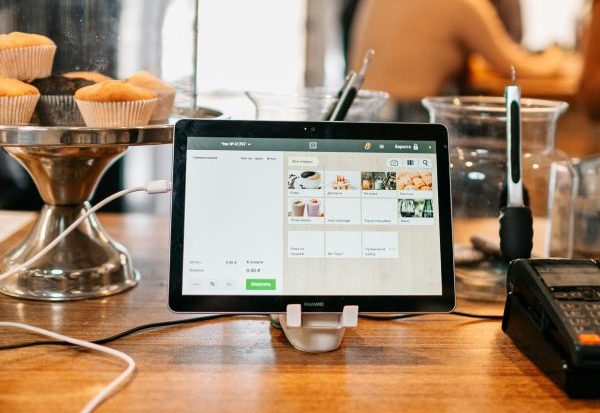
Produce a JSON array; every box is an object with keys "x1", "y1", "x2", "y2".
[
  {"x1": 0, "y1": 94, "x2": 40, "y2": 125},
  {"x1": 35, "y1": 95, "x2": 86, "y2": 126},
  {"x1": 151, "y1": 89, "x2": 176, "y2": 121},
  {"x1": 0, "y1": 45, "x2": 57, "y2": 81},
  {"x1": 75, "y1": 98, "x2": 157, "y2": 127}
]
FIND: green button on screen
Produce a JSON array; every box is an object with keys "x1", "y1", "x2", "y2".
[{"x1": 246, "y1": 279, "x2": 276, "y2": 290}]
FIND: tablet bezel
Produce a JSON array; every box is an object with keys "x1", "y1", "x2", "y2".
[{"x1": 169, "y1": 120, "x2": 455, "y2": 313}]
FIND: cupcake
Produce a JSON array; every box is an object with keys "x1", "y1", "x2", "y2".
[
  {"x1": 63, "y1": 71, "x2": 113, "y2": 83},
  {"x1": 125, "y1": 71, "x2": 175, "y2": 122},
  {"x1": 0, "y1": 32, "x2": 56, "y2": 81},
  {"x1": 0, "y1": 78, "x2": 40, "y2": 125},
  {"x1": 74, "y1": 80, "x2": 157, "y2": 127},
  {"x1": 31, "y1": 76, "x2": 95, "y2": 126}
]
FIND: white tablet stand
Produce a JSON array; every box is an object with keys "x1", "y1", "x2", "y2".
[{"x1": 276, "y1": 304, "x2": 359, "y2": 353}]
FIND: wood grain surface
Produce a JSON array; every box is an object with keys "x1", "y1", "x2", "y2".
[{"x1": 0, "y1": 214, "x2": 599, "y2": 413}]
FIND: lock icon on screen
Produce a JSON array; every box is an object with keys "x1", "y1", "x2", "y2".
[{"x1": 413, "y1": 143, "x2": 419, "y2": 151}]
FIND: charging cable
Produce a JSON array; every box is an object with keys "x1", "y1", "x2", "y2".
[
  {"x1": 0, "y1": 179, "x2": 172, "y2": 282},
  {"x1": 0, "y1": 322, "x2": 135, "y2": 413},
  {"x1": 0, "y1": 180, "x2": 172, "y2": 412}
]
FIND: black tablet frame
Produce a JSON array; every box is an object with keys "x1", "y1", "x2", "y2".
[{"x1": 169, "y1": 120, "x2": 455, "y2": 313}]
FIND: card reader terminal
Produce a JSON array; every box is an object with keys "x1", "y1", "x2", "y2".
[{"x1": 503, "y1": 259, "x2": 600, "y2": 397}]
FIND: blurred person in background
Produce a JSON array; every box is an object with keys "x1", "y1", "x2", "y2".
[
  {"x1": 349, "y1": 0, "x2": 576, "y2": 121},
  {"x1": 581, "y1": 0, "x2": 600, "y2": 119},
  {"x1": 343, "y1": 0, "x2": 523, "y2": 59}
]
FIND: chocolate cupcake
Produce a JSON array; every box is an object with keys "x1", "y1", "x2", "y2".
[{"x1": 31, "y1": 76, "x2": 95, "y2": 126}]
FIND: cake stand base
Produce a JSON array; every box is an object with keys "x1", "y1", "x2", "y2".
[{"x1": 0, "y1": 203, "x2": 138, "y2": 301}]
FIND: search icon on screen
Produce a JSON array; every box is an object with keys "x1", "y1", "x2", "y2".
[{"x1": 421, "y1": 159, "x2": 432, "y2": 168}]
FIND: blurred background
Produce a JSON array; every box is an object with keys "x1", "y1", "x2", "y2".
[{"x1": 0, "y1": 0, "x2": 597, "y2": 214}]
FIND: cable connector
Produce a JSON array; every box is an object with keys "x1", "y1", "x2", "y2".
[
  {"x1": 145, "y1": 180, "x2": 172, "y2": 194},
  {"x1": 0, "y1": 180, "x2": 172, "y2": 283}
]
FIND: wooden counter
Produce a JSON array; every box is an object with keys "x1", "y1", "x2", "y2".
[{"x1": 0, "y1": 214, "x2": 599, "y2": 412}]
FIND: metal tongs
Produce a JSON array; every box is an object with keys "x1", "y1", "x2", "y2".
[{"x1": 325, "y1": 49, "x2": 375, "y2": 121}]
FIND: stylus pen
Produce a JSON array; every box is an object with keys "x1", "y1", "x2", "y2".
[
  {"x1": 329, "y1": 49, "x2": 375, "y2": 121},
  {"x1": 499, "y1": 66, "x2": 533, "y2": 262}
]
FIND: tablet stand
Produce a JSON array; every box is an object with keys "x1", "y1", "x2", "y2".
[{"x1": 276, "y1": 304, "x2": 359, "y2": 353}]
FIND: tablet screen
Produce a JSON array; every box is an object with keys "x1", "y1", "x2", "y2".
[{"x1": 181, "y1": 137, "x2": 443, "y2": 297}]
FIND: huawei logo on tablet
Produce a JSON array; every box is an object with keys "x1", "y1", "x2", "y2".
[{"x1": 304, "y1": 302, "x2": 325, "y2": 307}]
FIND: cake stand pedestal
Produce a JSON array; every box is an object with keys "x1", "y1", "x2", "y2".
[{"x1": 0, "y1": 124, "x2": 173, "y2": 301}]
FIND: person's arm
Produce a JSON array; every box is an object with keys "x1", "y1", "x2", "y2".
[
  {"x1": 490, "y1": 0, "x2": 523, "y2": 42},
  {"x1": 582, "y1": 0, "x2": 600, "y2": 118},
  {"x1": 454, "y1": 0, "x2": 564, "y2": 77}
]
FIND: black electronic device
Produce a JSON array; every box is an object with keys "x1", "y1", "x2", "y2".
[
  {"x1": 169, "y1": 120, "x2": 455, "y2": 314},
  {"x1": 503, "y1": 259, "x2": 600, "y2": 398}
]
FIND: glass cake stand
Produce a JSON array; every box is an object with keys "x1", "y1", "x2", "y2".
[{"x1": 0, "y1": 105, "x2": 223, "y2": 301}]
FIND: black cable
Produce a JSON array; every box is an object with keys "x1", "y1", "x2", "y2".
[
  {"x1": 0, "y1": 314, "x2": 234, "y2": 351},
  {"x1": 450, "y1": 311, "x2": 503, "y2": 320},
  {"x1": 92, "y1": 314, "x2": 236, "y2": 344},
  {"x1": 0, "y1": 311, "x2": 501, "y2": 351},
  {"x1": 359, "y1": 314, "x2": 423, "y2": 320},
  {"x1": 359, "y1": 311, "x2": 503, "y2": 321}
]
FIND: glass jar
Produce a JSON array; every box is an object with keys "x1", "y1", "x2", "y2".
[
  {"x1": 246, "y1": 87, "x2": 389, "y2": 121},
  {"x1": 422, "y1": 96, "x2": 575, "y2": 301},
  {"x1": 572, "y1": 156, "x2": 600, "y2": 258}
]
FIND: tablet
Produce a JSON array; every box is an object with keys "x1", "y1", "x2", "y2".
[{"x1": 169, "y1": 120, "x2": 454, "y2": 313}]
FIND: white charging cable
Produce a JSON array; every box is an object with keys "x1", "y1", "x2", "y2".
[
  {"x1": 0, "y1": 179, "x2": 172, "y2": 282},
  {"x1": 0, "y1": 179, "x2": 172, "y2": 412},
  {"x1": 0, "y1": 321, "x2": 135, "y2": 413}
]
